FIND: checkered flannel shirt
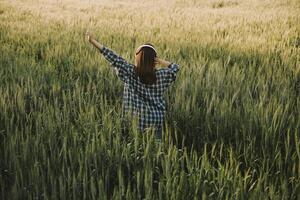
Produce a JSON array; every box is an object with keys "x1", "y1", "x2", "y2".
[{"x1": 100, "y1": 46, "x2": 180, "y2": 131}]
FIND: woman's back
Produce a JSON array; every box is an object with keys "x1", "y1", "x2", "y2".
[{"x1": 122, "y1": 63, "x2": 180, "y2": 130}]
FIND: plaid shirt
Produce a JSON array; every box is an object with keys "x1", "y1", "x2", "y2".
[{"x1": 100, "y1": 47, "x2": 180, "y2": 132}]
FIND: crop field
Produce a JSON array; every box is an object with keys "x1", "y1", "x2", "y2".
[{"x1": 0, "y1": 0, "x2": 299, "y2": 199}]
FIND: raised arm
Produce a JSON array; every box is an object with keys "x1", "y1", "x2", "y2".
[
  {"x1": 155, "y1": 57, "x2": 180, "y2": 84},
  {"x1": 86, "y1": 31, "x2": 133, "y2": 82},
  {"x1": 155, "y1": 57, "x2": 171, "y2": 67},
  {"x1": 87, "y1": 33, "x2": 104, "y2": 51}
]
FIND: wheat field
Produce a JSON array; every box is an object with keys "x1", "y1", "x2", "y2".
[{"x1": 0, "y1": 0, "x2": 299, "y2": 199}]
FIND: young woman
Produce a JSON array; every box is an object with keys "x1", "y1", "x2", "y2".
[{"x1": 86, "y1": 31, "x2": 180, "y2": 139}]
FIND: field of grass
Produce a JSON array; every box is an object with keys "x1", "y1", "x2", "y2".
[{"x1": 0, "y1": 0, "x2": 299, "y2": 199}]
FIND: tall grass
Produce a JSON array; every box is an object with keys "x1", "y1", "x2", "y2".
[{"x1": 0, "y1": 0, "x2": 299, "y2": 199}]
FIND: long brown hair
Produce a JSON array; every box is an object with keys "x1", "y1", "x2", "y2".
[{"x1": 134, "y1": 43, "x2": 157, "y2": 85}]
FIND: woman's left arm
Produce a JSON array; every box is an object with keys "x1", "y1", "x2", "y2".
[
  {"x1": 86, "y1": 31, "x2": 133, "y2": 82},
  {"x1": 88, "y1": 35, "x2": 104, "y2": 51}
]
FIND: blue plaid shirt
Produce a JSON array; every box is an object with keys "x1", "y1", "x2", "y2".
[{"x1": 100, "y1": 47, "x2": 180, "y2": 132}]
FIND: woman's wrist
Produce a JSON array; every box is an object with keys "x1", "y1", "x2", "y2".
[
  {"x1": 162, "y1": 60, "x2": 171, "y2": 67},
  {"x1": 155, "y1": 58, "x2": 171, "y2": 67}
]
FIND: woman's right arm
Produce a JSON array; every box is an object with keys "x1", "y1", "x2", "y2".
[
  {"x1": 155, "y1": 57, "x2": 171, "y2": 67},
  {"x1": 155, "y1": 57, "x2": 180, "y2": 84}
]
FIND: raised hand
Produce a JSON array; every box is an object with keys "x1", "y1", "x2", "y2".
[
  {"x1": 155, "y1": 57, "x2": 171, "y2": 67},
  {"x1": 85, "y1": 30, "x2": 94, "y2": 43},
  {"x1": 85, "y1": 30, "x2": 104, "y2": 50}
]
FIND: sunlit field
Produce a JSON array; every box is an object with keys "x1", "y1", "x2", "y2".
[{"x1": 0, "y1": 0, "x2": 299, "y2": 199}]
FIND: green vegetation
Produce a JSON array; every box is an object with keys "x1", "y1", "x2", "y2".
[{"x1": 0, "y1": 0, "x2": 299, "y2": 199}]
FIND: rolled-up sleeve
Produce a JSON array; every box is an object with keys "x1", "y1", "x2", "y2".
[
  {"x1": 164, "y1": 63, "x2": 180, "y2": 85},
  {"x1": 100, "y1": 47, "x2": 133, "y2": 83}
]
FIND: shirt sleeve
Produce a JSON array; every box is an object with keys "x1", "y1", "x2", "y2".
[
  {"x1": 99, "y1": 46, "x2": 133, "y2": 83},
  {"x1": 163, "y1": 63, "x2": 180, "y2": 85}
]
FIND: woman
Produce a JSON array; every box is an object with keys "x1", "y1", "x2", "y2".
[{"x1": 86, "y1": 31, "x2": 180, "y2": 139}]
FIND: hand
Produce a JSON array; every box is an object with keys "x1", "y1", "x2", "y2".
[
  {"x1": 85, "y1": 30, "x2": 104, "y2": 50},
  {"x1": 155, "y1": 57, "x2": 171, "y2": 67},
  {"x1": 85, "y1": 30, "x2": 94, "y2": 43}
]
